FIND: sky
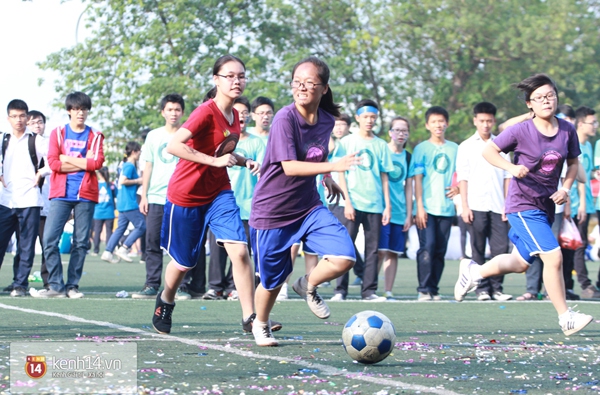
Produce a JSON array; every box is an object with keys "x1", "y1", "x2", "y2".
[{"x1": 0, "y1": 0, "x2": 93, "y2": 134}]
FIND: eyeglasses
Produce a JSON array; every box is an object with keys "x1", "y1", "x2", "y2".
[
  {"x1": 529, "y1": 92, "x2": 557, "y2": 103},
  {"x1": 217, "y1": 74, "x2": 248, "y2": 83},
  {"x1": 8, "y1": 114, "x2": 27, "y2": 120},
  {"x1": 290, "y1": 81, "x2": 324, "y2": 90},
  {"x1": 27, "y1": 120, "x2": 45, "y2": 126},
  {"x1": 390, "y1": 129, "x2": 409, "y2": 135},
  {"x1": 254, "y1": 111, "x2": 274, "y2": 117}
]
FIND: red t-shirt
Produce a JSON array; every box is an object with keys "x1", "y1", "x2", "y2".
[{"x1": 167, "y1": 99, "x2": 240, "y2": 207}]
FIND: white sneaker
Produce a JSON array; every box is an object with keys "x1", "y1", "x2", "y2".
[
  {"x1": 252, "y1": 320, "x2": 278, "y2": 346},
  {"x1": 330, "y1": 293, "x2": 345, "y2": 301},
  {"x1": 292, "y1": 275, "x2": 330, "y2": 319},
  {"x1": 67, "y1": 288, "x2": 84, "y2": 299},
  {"x1": 559, "y1": 307, "x2": 593, "y2": 336},
  {"x1": 454, "y1": 259, "x2": 479, "y2": 302},
  {"x1": 417, "y1": 292, "x2": 432, "y2": 302},
  {"x1": 492, "y1": 292, "x2": 513, "y2": 301},
  {"x1": 477, "y1": 292, "x2": 491, "y2": 301},
  {"x1": 101, "y1": 251, "x2": 119, "y2": 263},
  {"x1": 276, "y1": 283, "x2": 288, "y2": 301},
  {"x1": 115, "y1": 246, "x2": 133, "y2": 263},
  {"x1": 362, "y1": 294, "x2": 387, "y2": 302}
]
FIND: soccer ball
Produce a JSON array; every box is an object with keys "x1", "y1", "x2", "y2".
[{"x1": 342, "y1": 310, "x2": 396, "y2": 364}]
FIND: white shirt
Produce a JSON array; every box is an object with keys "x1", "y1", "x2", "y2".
[
  {"x1": 0, "y1": 130, "x2": 48, "y2": 209},
  {"x1": 456, "y1": 131, "x2": 511, "y2": 214}
]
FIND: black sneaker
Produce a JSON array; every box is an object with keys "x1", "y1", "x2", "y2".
[
  {"x1": 152, "y1": 291, "x2": 175, "y2": 334},
  {"x1": 242, "y1": 313, "x2": 283, "y2": 333}
]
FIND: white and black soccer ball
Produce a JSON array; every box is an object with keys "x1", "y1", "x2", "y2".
[{"x1": 342, "y1": 310, "x2": 396, "y2": 364}]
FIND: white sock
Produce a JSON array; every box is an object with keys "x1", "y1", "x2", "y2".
[{"x1": 470, "y1": 263, "x2": 483, "y2": 281}]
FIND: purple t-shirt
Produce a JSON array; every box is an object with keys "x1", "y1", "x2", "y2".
[
  {"x1": 249, "y1": 103, "x2": 334, "y2": 229},
  {"x1": 494, "y1": 118, "x2": 580, "y2": 223}
]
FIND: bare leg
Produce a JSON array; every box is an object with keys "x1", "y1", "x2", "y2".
[
  {"x1": 162, "y1": 260, "x2": 188, "y2": 303},
  {"x1": 539, "y1": 249, "x2": 568, "y2": 315},
  {"x1": 255, "y1": 284, "x2": 281, "y2": 322},
  {"x1": 308, "y1": 257, "x2": 354, "y2": 286},
  {"x1": 305, "y1": 253, "x2": 319, "y2": 275},
  {"x1": 479, "y1": 249, "x2": 529, "y2": 278},
  {"x1": 223, "y1": 242, "x2": 255, "y2": 319},
  {"x1": 382, "y1": 251, "x2": 398, "y2": 292}
]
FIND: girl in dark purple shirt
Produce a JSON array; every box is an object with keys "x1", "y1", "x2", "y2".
[{"x1": 454, "y1": 74, "x2": 592, "y2": 336}]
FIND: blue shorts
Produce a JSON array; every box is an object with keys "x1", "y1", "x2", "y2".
[
  {"x1": 250, "y1": 205, "x2": 356, "y2": 290},
  {"x1": 161, "y1": 190, "x2": 247, "y2": 269},
  {"x1": 507, "y1": 210, "x2": 560, "y2": 264},
  {"x1": 378, "y1": 223, "x2": 406, "y2": 254}
]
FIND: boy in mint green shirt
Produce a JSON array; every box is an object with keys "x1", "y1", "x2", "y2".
[
  {"x1": 332, "y1": 99, "x2": 394, "y2": 301},
  {"x1": 409, "y1": 106, "x2": 458, "y2": 301}
]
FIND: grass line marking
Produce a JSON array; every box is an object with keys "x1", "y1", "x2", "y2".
[{"x1": 0, "y1": 302, "x2": 463, "y2": 395}]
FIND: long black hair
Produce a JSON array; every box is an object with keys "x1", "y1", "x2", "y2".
[{"x1": 292, "y1": 56, "x2": 341, "y2": 117}]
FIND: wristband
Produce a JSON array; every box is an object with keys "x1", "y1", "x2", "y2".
[{"x1": 560, "y1": 187, "x2": 570, "y2": 194}]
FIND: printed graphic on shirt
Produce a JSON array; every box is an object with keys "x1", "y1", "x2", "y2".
[
  {"x1": 357, "y1": 148, "x2": 375, "y2": 171},
  {"x1": 537, "y1": 150, "x2": 562, "y2": 175},
  {"x1": 433, "y1": 153, "x2": 451, "y2": 174}
]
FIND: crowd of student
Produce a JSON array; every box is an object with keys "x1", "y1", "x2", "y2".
[{"x1": 0, "y1": 57, "x2": 596, "y2": 344}]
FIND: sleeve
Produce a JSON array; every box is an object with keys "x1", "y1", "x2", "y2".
[
  {"x1": 35, "y1": 135, "x2": 52, "y2": 177},
  {"x1": 455, "y1": 142, "x2": 469, "y2": 182},
  {"x1": 122, "y1": 162, "x2": 137, "y2": 179},
  {"x1": 182, "y1": 106, "x2": 210, "y2": 137},
  {"x1": 47, "y1": 127, "x2": 63, "y2": 173},
  {"x1": 492, "y1": 125, "x2": 519, "y2": 154},
  {"x1": 379, "y1": 141, "x2": 395, "y2": 173},
  {"x1": 268, "y1": 112, "x2": 299, "y2": 163},
  {"x1": 85, "y1": 130, "x2": 105, "y2": 171},
  {"x1": 408, "y1": 144, "x2": 424, "y2": 177},
  {"x1": 140, "y1": 132, "x2": 154, "y2": 163},
  {"x1": 566, "y1": 127, "x2": 581, "y2": 159}
]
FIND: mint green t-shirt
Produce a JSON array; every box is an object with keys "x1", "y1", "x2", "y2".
[
  {"x1": 408, "y1": 140, "x2": 458, "y2": 217},
  {"x1": 338, "y1": 133, "x2": 394, "y2": 214},
  {"x1": 572, "y1": 141, "x2": 594, "y2": 213},
  {"x1": 227, "y1": 134, "x2": 265, "y2": 220},
  {"x1": 388, "y1": 149, "x2": 411, "y2": 225},
  {"x1": 141, "y1": 127, "x2": 179, "y2": 205}
]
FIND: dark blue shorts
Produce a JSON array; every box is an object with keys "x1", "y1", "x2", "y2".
[
  {"x1": 161, "y1": 190, "x2": 247, "y2": 269},
  {"x1": 507, "y1": 210, "x2": 560, "y2": 264},
  {"x1": 378, "y1": 223, "x2": 406, "y2": 254},
  {"x1": 250, "y1": 206, "x2": 355, "y2": 290}
]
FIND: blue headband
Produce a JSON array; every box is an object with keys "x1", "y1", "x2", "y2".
[{"x1": 356, "y1": 106, "x2": 379, "y2": 116}]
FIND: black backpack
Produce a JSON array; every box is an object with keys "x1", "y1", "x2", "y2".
[{"x1": 1, "y1": 132, "x2": 45, "y2": 188}]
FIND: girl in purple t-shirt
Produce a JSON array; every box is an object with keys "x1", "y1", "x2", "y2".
[
  {"x1": 454, "y1": 74, "x2": 592, "y2": 336},
  {"x1": 248, "y1": 57, "x2": 360, "y2": 346}
]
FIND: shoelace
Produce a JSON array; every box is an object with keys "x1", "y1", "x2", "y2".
[{"x1": 308, "y1": 289, "x2": 324, "y2": 305}]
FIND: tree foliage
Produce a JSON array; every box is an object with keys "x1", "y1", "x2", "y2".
[{"x1": 41, "y1": 0, "x2": 600, "y2": 157}]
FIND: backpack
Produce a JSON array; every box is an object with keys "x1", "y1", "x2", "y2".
[{"x1": 1, "y1": 132, "x2": 45, "y2": 187}]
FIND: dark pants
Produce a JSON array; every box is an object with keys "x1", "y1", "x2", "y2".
[
  {"x1": 471, "y1": 211, "x2": 509, "y2": 295},
  {"x1": 573, "y1": 214, "x2": 592, "y2": 289},
  {"x1": 92, "y1": 218, "x2": 114, "y2": 254},
  {"x1": 0, "y1": 206, "x2": 41, "y2": 289},
  {"x1": 457, "y1": 215, "x2": 472, "y2": 259},
  {"x1": 144, "y1": 204, "x2": 165, "y2": 288},
  {"x1": 332, "y1": 206, "x2": 381, "y2": 298},
  {"x1": 416, "y1": 214, "x2": 453, "y2": 294}
]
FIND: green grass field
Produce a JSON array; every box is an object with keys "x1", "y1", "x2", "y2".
[{"x1": 0, "y1": 252, "x2": 599, "y2": 395}]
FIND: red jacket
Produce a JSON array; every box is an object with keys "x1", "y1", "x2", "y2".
[{"x1": 47, "y1": 125, "x2": 105, "y2": 203}]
